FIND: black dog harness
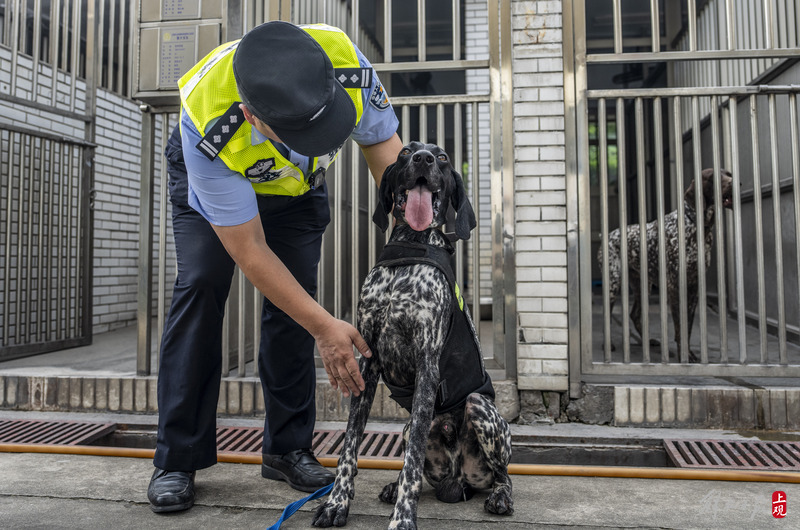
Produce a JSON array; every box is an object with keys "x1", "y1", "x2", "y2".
[{"x1": 374, "y1": 240, "x2": 495, "y2": 414}]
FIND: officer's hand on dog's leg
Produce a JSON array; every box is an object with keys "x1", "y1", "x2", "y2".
[{"x1": 314, "y1": 317, "x2": 371, "y2": 398}]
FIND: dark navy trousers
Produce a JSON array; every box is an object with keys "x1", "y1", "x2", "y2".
[{"x1": 154, "y1": 125, "x2": 330, "y2": 471}]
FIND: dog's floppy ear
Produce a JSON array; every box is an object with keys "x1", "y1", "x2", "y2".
[
  {"x1": 450, "y1": 165, "x2": 477, "y2": 240},
  {"x1": 372, "y1": 162, "x2": 397, "y2": 232}
]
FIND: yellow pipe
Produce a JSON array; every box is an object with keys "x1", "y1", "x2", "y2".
[{"x1": 2, "y1": 443, "x2": 798, "y2": 483}]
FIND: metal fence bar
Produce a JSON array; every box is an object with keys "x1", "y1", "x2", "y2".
[
  {"x1": 616, "y1": 97, "x2": 630, "y2": 362},
  {"x1": 611, "y1": 0, "x2": 622, "y2": 54},
  {"x1": 69, "y1": 0, "x2": 81, "y2": 113},
  {"x1": 384, "y1": 0, "x2": 392, "y2": 63},
  {"x1": 418, "y1": 0, "x2": 426, "y2": 61},
  {"x1": 635, "y1": 97, "x2": 650, "y2": 362},
  {"x1": 691, "y1": 96, "x2": 708, "y2": 363},
  {"x1": 2, "y1": 131, "x2": 10, "y2": 344},
  {"x1": 673, "y1": 96, "x2": 690, "y2": 362},
  {"x1": 598, "y1": 99, "x2": 611, "y2": 361},
  {"x1": 470, "y1": 101, "x2": 481, "y2": 338},
  {"x1": 768, "y1": 93, "x2": 787, "y2": 363},
  {"x1": 10, "y1": 0, "x2": 21, "y2": 93},
  {"x1": 792, "y1": 94, "x2": 800, "y2": 363},
  {"x1": 710, "y1": 95, "x2": 728, "y2": 363},
  {"x1": 653, "y1": 97, "x2": 670, "y2": 364},
  {"x1": 749, "y1": 94, "x2": 768, "y2": 362},
  {"x1": 157, "y1": 116, "x2": 170, "y2": 363},
  {"x1": 728, "y1": 96, "x2": 747, "y2": 364},
  {"x1": 650, "y1": 0, "x2": 660, "y2": 52}
]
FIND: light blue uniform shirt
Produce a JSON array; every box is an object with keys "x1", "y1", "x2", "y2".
[{"x1": 180, "y1": 47, "x2": 399, "y2": 226}]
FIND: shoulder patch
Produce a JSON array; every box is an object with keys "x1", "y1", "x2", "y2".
[
  {"x1": 195, "y1": 102, "x2": 244, "y2": 161},
  {"x1": 369, "y1": 83, "x2": 390, "y2": 111}
]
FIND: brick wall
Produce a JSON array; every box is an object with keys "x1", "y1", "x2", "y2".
[
  {"x1": 92, "y1": 93, "x2": 173, "y2": 334},
  {"x1": 511, "y1": 0, "x2": 569, "y2": 391}
]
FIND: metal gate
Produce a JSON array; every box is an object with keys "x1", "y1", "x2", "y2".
[
  {"x1": 0, "y1": 0, "x2": 99, "y2": 360},
  {"x1": 565, "y1": 0, "x2": 800, "y2": 388}
]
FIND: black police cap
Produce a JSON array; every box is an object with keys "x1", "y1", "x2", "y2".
[{"x1": 232, "y1": 21, "x2": 357, "y2": 157}]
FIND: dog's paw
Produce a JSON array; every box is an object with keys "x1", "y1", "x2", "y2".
[
  {"x1": 379, "y1": 481, "x2": 399, "y2": 504},
  {"x1": 312, "y1": 499, "x2": 350, "y2": 527},
  {"x1": 388, "y1": 516, "x2": 417, "y2": 530},
  {"x1": 485, "y1": 490, "x2": 514, "y2": 516}
]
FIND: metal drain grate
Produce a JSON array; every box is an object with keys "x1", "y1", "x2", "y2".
[
  {"x1": 0, "y1": 419, "x2": 405, "y2": 461},
  {"x1": 664, "y1": 439, "x2": 800, "y2": 471},
  {"x1": 217, "y1": 427, "x2": 404, "y2": 461},
  {"x1": 0, "y1": 419, "x2": 116, "y2": 446}
]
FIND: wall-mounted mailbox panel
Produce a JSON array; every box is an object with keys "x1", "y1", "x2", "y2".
[{"x1": 134, "y1": 0, "x2": 227, "y2": 108}]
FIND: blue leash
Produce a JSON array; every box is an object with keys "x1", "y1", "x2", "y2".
[{"x1": 267, "y1": 482, "x2": 334, "y2": 530}]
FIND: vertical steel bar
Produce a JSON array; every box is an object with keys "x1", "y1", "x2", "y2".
[
  {"x1": 107, "y1": 0, "x2": 116, "y2": 92},
  {"x1": 68, "y1": 143, "x2": 77, "y2": 336},
  {"x1": 137, "y1": 111, "x2": 155, "y2": 375},
  {"x1": 635, "y1": 97, "x2": 650, "y2": 362},
  {"x1": 117, "y1": 0, "x2": 127, "y2": 95},
  {"x1": 253, "y1": 285, "x2": 261, "y2": 377},
  {"x1": 24, "y1": 136, "x2": 35, "y2": 341},
  {"x1": 10, "y1": 0, "x2": 21, "y2": 97},
  {"x1": 351, "y1": 0, "x2": 359, "y2": 45},
  {"x1": 55, "y1": 142, "x2": 65, "y2": 340},
  {"x1": 612, "y1": 0, "x2": 622, "y2": 54},
  {"x1": 157, "y1": 115, "x2": 169, "y2": 363},
  {"x1": 598, "y1": 99, "x2": 612, "y2": 362},
  {"x1": 32, "y1": 0, "x2": 42, "y2": 98},
  {"x1": 238, "y1": 268, "x2": 247, "y2": 377},
  {"x1": 617, "y1": 98, "x2": 630, "y2": 363},
  {"x1": 688, "y1": 0, "x2": 698, "y2": 51},
  {"x1": 653, "y1": 97, "x2": 669, "y2": 364},
  {"x1": 69, "y1": 0, "x2": 81, "y2": 113},
  {"x1": 222, "y1": 297, "x2": 230, "y2": 376},
  {"x1": 2, "y1": 131, "x2": 13, "y2": 343},
  {"x1": 749, "y1": 95, "x2": 768, "y2": 363},
  {"x1": 710, "y1": 96, "x2": 728, "y2": 363},
  {"x1": 49, "y1": 0, "x2": 60, "y2": 106},
  {"x1": 673, "y1": 96, "x2": 690, "y2": 362},
  {"x1": 452, "y1": 0, "x2": 461, "y2": 60},
  {"x1": 14, "y1": 134, "x2": 27, "y2": 342},
  {"x1": 768, "y1": 93, "x2": 787, "y2": 363},
  {"x1": 420, "y1": 104, "x2": 428, "y2": 144},
  {"x1": 729, "y1": 96, "x2": 747, "y2": 363},
  {"x1": 384, "y1": 0, "x2": 392, "y2": 63},
  {"x1": 453, "y1": 103, "x2": 463, "y2": 290},
  {"x1": 350, "y1": 140, "x2": 359, "y2": 327},
  {"x1": 791, "y1": 94, "x2": 800, "y2": 364},
  {"x1": 650, "y1": 0, "x2": 660, "y2": 52},
  {"x1": 691, "y1": 96, "x2": 708, "y2": 363},
  {"x1": 470, "y1": 101, "x2": 481, "y2": 340},
  {"x1": 333, "y1": 145, "x2": 343, "y2": 319},
  {"x1": 45, "y1": 139, "x2": 56, "y2": 341},
  {"x1": 724, "y1": 0, "x2": 735, "y2": 50},
  {"x1": 36, "y1": 138, "x2": 46, "y2": 341},
  {"x1": 418, "y1": 0, "x2": 426, "y2": 61}
]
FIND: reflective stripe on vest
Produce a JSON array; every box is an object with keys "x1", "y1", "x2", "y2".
[{"x1": 178, "y1": 24, "x2": 365, "y2": 196}]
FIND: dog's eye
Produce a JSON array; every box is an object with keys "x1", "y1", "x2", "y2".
[
  {"x1": 400, "y1": 148, "x2": 412, "y2": 155},
  {"x1": 437, "y1": 154, "x2": 448, "y2": 161}
]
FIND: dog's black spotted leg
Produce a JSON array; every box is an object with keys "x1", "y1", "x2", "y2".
[
  {"x1": 312, "y1": 356, "x2": 381, "y2": 528},
  {"x1": 464, "y1": 393, "x2": 514, "y2": 516},
  {"x1": 389, "y1": 364, "x2": 439, "y2": 530}
]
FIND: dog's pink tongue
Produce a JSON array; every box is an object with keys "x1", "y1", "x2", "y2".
[{"x1": 405, "y1": 185, "x2": 433, "y2": 231}]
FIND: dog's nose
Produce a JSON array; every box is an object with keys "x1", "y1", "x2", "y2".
[{"x1": 412, "y1": 151, "x2": 435, "y2": 165}]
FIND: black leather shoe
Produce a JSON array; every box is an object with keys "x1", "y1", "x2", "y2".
[
  {"x1": 147, "y1": 468, "x2": 196, "y2": 513},
  {"x1": 261, "y1": 449, "x2": 334, "y2": 493}
]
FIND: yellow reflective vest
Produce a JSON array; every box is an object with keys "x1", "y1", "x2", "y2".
[{"x1": 178, "y1": 24, "x2": 365, "y2": 196}]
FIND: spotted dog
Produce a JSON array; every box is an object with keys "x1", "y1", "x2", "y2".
[
  {"x1": 312, "y1": 142, "x2": 513, "y2": 529},
  {"x1": 600, "y1": 168, "x2": 734, "y2": 360}
]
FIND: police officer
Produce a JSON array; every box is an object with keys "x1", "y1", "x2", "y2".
[{"x1": 148, "y1": 21, "x2": 402, "y2": 513}]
